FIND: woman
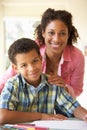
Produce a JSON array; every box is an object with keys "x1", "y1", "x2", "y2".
[
  {"x1": 34, "y1": 8, "x2": 85, "y2": 98},
  {"x1": 0, "y1": 8, "x2": 84, "y2": 98}
]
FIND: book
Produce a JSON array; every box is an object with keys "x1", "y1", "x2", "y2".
[{"x1": 4, "y1": 123, "x2": 49, "y2": 130}]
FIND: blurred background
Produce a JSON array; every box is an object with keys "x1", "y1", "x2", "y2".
[{"x1": 0, "y1": 0, "x2": 87, "y2": 108}]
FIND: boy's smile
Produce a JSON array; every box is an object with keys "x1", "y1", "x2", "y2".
[{"x1": 14, "y1": 50, "x2": 42, "y2": 87}]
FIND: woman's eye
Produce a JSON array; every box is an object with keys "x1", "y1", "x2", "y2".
[
  {"x1": 59, "y1": 32, "x2": 67, "y2": 36},
  {"x1": 48, "y1": 32, "x2": 54, "y2": 35}
]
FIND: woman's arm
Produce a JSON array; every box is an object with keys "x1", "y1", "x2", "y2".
[
  {"x1": 69, "y1": 52, "x2": 85, "y2": 97},
  {"x1": 0, "y1": 65, "x2": 16, "y2": 94}
]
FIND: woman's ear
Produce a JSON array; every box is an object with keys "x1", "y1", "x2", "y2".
[{"x1": 42, "y1": 31, "x2": 45, "y2": 38}]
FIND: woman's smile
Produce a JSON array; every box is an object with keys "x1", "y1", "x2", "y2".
[{"x1": 50, "y1": 43, "x2": 61, "y2": 48}]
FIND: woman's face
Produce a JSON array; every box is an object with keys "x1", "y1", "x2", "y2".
[{"x1": 42, "y1": 20, "x2": 69, "y2": 55}]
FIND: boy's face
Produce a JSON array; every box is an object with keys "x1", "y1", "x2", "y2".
[{"x1": 13, "y1": 49, "x2": 42, "y2": 87}]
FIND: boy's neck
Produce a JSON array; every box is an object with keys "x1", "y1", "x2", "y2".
[{"x1": 27, "y1": 76, "x2": 41, "y2": 88}]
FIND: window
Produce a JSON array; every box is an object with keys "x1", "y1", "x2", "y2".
[{"x1": 4, "y1": 17, "x2": 40, "y2": 69}]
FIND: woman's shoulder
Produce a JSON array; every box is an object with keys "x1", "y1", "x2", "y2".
[
  {"x1": 39, "y1": 45, "x2": 46, "y2": 56},
  {"x1": 65, "y1": 45, "x2": 84, "y2": 56},
  {"x1": 63, "y1": 45, "x2": 85, "y2": 64}
]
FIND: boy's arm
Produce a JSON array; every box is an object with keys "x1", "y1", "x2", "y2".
[
  {"x1": 0, "y1": 109, "x2": 67, "y2": 125},
  {"x1": 74, "y1": 106, "x2": 87, "y2": 121},
  {"x1": 0, "y1": 109, "x2": 41, "y2": 124}
]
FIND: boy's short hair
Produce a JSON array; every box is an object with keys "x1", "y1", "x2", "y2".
[{"x1": 8, "y1": 38, "x2": 40, "y2": 65}]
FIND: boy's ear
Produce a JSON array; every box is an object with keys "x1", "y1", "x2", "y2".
[{"x1": 12, "y1": 64, "x2": 19, "y2": 73}]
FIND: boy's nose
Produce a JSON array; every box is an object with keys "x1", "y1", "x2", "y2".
[{"x1": 28, "y1": 64, "x2": 34, "y2": 71}]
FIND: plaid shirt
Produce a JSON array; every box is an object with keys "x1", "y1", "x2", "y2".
[{"x1": 0, "y1": 74, "x2": 80, "y2": 117}]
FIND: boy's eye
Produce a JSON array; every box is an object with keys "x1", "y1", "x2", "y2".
[
  {"x1": 33, "y1": 59, "x2": 39, "y2": 63},
  {"x1": 21, "y1": 64, "x2": 26, "y2": 68}
]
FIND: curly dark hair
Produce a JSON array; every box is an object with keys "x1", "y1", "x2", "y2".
[
  {"x1": 34, "y1": 8, "x2": 79, "y2": 46},
  {"x1": 8, "y1": 38, "x2": 40, "y2": 65}
]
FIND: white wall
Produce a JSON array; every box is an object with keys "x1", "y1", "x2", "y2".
[{"x1": 0, "y1": 0, "x2": 87, "y2": 73}]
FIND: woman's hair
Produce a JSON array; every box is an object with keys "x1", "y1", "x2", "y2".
[{"x1": 34, "y1": 8, "x2": 79, "y2": 46}]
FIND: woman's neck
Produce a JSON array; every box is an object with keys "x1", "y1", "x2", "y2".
[{"x1": 46, "y1": 49, "x2": 62, "y2": 64}]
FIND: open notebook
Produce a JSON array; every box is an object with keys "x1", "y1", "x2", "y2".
[{"x1": 30, "y1": 119, "x2": 87, "y2": 130}]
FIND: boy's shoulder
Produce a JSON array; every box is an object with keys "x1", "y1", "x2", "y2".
[
  {"x1": 2, "y1": 74, "x2": 25, "y2": 93},
  {"x1": 7, "y1": 73, "x2": 21, "y2": 81},
  {"x1": 41, "y1": 73, "x2": 49, "y2": 83},
  {"x1": 6, "y1": 74, "x2": 23, "y2": 86}
]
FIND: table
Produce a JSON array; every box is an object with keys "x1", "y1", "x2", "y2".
[
  {"x1": 30, "y1": 118, "x2": 87, "y2": 130},
  {"x1": 1, "y1": 118, "x2": 87, "y2": 130}
]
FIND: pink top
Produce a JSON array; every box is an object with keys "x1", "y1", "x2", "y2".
[
  {"x1": 40, "y1": 45, "x2": 85, "y2": 97},
  {"x1": 0, "y1": 65, "x2": 16, "y2": 93},
  {"x1": 0, "y1": 45, "x2": 85, "y2": 97}
]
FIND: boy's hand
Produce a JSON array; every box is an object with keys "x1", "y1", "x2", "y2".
[
  {"x1": 83, "y1": 114, "x2": 87, "y2": 122},
  {"x1": 41, "y1": 113, "x2": 67, "y2": 120}
]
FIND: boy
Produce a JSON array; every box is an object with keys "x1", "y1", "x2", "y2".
[{"x1": 0, "y1": 38, "x2": 87, "y2": 125}]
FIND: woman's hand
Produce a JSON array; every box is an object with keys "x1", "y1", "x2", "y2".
[
  {"x1": 47, "y1": 75, "x2": 66, "y2": 88},
  {"x1": 47, "y1": 74, "x2": 75, "y2": 98}
]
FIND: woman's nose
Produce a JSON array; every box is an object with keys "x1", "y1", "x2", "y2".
[{"x1": 53, "y1": 34, "x2": 60, "y2": 42}]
